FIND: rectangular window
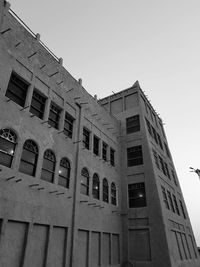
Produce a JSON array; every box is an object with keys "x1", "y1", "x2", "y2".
[
  {"x1": 110, "y1": 148, "x2": 115, "y2": 166},
  {"x1": 30, "y1": 90, "x2": 46, "y2": 119},
  {"x1": 164, "y1": 162, "x2": 171, "y2": 179},
  {"x1": 171, "y1": 170, "x2": 178, "y2": 186},
  {"x1": 157, "y1": 133, "x2": 163, "y2": 150},
  {"x1": 102, "y1": 142, "x2": 108, "y2": 161},
  {"x1": 152, "y1": 126, "x2": 158, "y2": 144},
  {"x1": 173, "y1": 194, "x2": 180, "y2": 215},
  {"x1": 167, "y1": 191, "x2": 175, "y2": 213},
  {"x1": 83, "y1": 128, "x2": 90, "y2": 149},
  {"x1": 145, "y1": 118, "x2": 153, "y2": 137},
  {"x1": 153, "y1": 149, "x2": 160, "y2": 169},
  {"x1": 64, "y1": 112, "x2": 74, "y2": 138},
  {"x1": 161, "y1": 186, "x2": 170, "y2": 210},
  {"x1": 164, "y1": 143, "x2": 171, "y2": 159},
  {"x1": 126, "y1": 115, "x2": 140, "y2": 134},
  {"x1": 127, "y1": 145, "x2": 143, "y2": 167},
  {"x1": 48, "y1": 102, "x2": 61, "y2": 129},
  {"x1": 128, "y1": 182, "x2": 147, "y2": 208},
  {"x1": 5, "y1": 72, "x2": 29, "y2": 107},
  {"x1": 158, "y1": 156, "x2": 166, "y2": 175},
  {"x1": 93, "y1": 135, "x2": 100, "y2": 156},
  {"x1": 179, "y1": 200, "x2": 186, "y2": 219}
]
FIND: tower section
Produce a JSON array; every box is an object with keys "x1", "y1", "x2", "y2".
[{"x1": 99, "y1": 82, "x2": 200, "y2": 267}]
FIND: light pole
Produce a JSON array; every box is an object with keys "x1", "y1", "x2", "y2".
[{"x1": 190, "y1": 167, "x2": 200, "y2": 180}]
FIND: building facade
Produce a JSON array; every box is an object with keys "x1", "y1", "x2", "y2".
[{"x1": 0, "y1": 1, "x2": 199, "y2": 267}]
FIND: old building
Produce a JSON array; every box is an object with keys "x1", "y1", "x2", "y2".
[{"x1": 0, "y1": 1, "x2": 199, "y2": 267}]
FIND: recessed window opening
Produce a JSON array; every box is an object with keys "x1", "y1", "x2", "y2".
[
  {"x1": 103, "y1": 178, "x2": 109, "y2": 203},
  {"x1": 30, "y1": 90, "x2": 46, "y2": 119},
  {"x1": 19, "y1": 140, "x2": 38, "y2": 176},
  {"x1": 0, "y1": 128, "x2": 17, "y2": 167},
  {"x1": 128, "y1": 182, "x2": 146, "y2": 208},
  {"x1": 48, "y1": 102, "x2": 61, "y2": 129},
  {"x1": 111, "y1": 182, "x2": 117, "y2": 205},
  {"x1": 5, "y1": 72, "x2": 29, "y2": 107},
  {"x1": 41, "y1": 149, "x2": 56, "y2": 183},
  {"x1": 58, "y1": 157, "x2": 70, "y2": 188},
  {"x1": 81, "y1": 168, "x2": 89, "y2": 195},
  {"x1": 92, "y1": 173, "x2": 100, "y2": 199},
  {"x1": 83, "y1": 128, "x2": 90, "y2": 150},
  {"x1": 64, "y1": 112, "x2": 74, "y2": 138}
]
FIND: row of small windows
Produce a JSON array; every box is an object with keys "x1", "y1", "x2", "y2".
[
  {"x1": 80, "y1": 168, "x2": 117, "y2": 205},
  {"x1": 5, "y1": 72, "x2": 75, "y2": 138},
  {"x1": 0, "y1": 128, "x2": 70, "y2": 188},
  {"x1": 153, "y1": 149, "x2": 178, "y2": 186},
  {"x1": 141, "y1": 95, "x2": 166, "y2": 139},
  {"x1": 146, "y1": 118, "x2": 171, "y2": 160},
  {"x1": 82, "y1": 128, "x2": 115, "y2": 166},
  {"x1": 161, "y1": 186, "x2": 186, "y2": 219}
]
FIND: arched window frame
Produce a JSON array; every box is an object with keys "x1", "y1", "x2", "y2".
[
  {"x1": 80, "y1": 168, "x2": 89, "y2": 195},
  {"x1": 41, "y1": 149, "x2": 56, "y2": 183},
  {"x1": 58, "y1": 157, "x2": 71, "y2": 188},
  {"x1": 92, "y1": 173, "x2": 100, "y2": 199},
  {"x1": 103, "y1": 178, "x2": 109, "y2": 203},
  {"x1": 0, "y1": 128, "x2": 17, "y2": 167},
  {"x1": 19, "y1": 139, "x2": 38, "y2": 176},
  {"x1": 111, "y1": 182, "x2": 117, "y2": 206}
]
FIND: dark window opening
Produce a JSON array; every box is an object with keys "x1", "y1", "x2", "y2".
[
  {"x1": 81, "y1": 168, "x2": 89, "y2": 195},
  {"x1": 173, "y1": 194, "x2": 180, "y2": 215},
  {"x1": 19, "y1": 140, "x2": 38, "y2": 176},
  {"x1": 92, "y1": 173, "x2": 100, "y2": 199},
  {"x1": 153, "y1": 149, "x2": 160, "y2": 169},
  {"x1": 111, "y1": 182, "x2": 117, "y2": 205},
  {"x1": 30, "y1": 90, "x2": 46, "y2": 119},
  {"x1": 93, "y1": 135, "x2": 100, "y2": 156},
  {"x1": 110, "y1": 148, "x2": 115, "y2": 166},
  {"x1": 157, "y1": 133, "x2": 163, "y2": 150},
  {"x1": 41, "y1": 149, "x2": 56, "y2": 183},
  {"x1": 0, "y1": 128, "x2": 17, "y2": 167},
  {"x1": 158, "y1": 156, "x2": 166, "y2": 175},
  {"x1": 58, "y1": 158, "x2": 70, "y2": 188},
  {"x1": 128, "y1": 182, "x2": 146, "y2": 208},
  {"x1": 161, "y1": 186, "x2": 170, "y2": 210},
  {"x1": 179, "y1": 200, "x2": 186, "y2": 219},
  {"x1": 164, "y1": 143, "x2": 171, "y2": 159},
  {"x1": 167, "y1": 191, "x2": 175, "y2": 213},
  {"x1": 64, "y1": 112, "x2": 74, "y2": 138},
  {"x1": 48, "y1": 102, "x2": 61, "y2": 129},
  {"x1": 5, "y1": 72, "x2": 29, "y2": 107},
  {"x1": 127, "y1": 145, "x2": 143, "y2": 167},
  {"x1": 83, "y1": 128, "x2": 90, "y2": 150},
  {"x1": 126, "y1": 115, "x2": 140, "y2": 134},
  {"x1": 102, "y1": 142, "x2": 108, "y2": 161},
  {"x1": 103, "y1": 178, "x2": 109, "y2": 203},
  {"x1": 172, "y1": 170, "x2": 178, "y2": 186}
]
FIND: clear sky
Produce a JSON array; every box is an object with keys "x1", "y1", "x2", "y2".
[{"x1": 8, "y1": 0, "x2": 200, "y2": 245}]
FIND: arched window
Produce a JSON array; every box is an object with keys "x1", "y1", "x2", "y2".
[
  {"x1": 103, "y1": 178, "x2": 109, "y2": 203},
  {"x1": 41, "y1": 149, "x2": 56, "y2": 183},
  {"x1": 0, "y1": 128, "x2": 17, "y2": 167},
  {"x1": 58, "y1": 157, "x2": 71, "y2": 188},
  {"x1": 92, "y1": 173, "x2": 100, "y2": 199},
  {"x1": 111, "y1": 182, "x2": 117, "y2": 205},
  {"x1": 19, "y1": 140, "x2": 38, "y2": 176},
  {"x1": 80, "y1": 168, "x2": 89, "y2": 195}
]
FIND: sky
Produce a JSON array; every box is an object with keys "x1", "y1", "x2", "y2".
[{"x1": 8, "y1": 0, "x2": 200, "y2": 245}]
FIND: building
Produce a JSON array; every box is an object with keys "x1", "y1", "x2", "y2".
[{"x1": 0, "y1": 1, "x2": 199, "y2": 267}]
